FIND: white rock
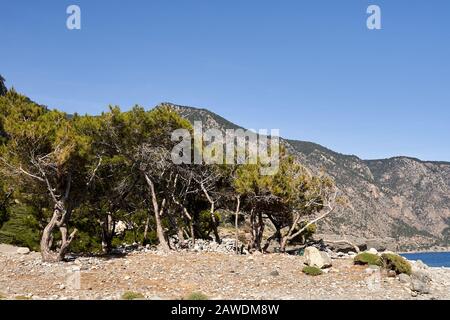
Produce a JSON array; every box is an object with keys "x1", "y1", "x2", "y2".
[
  {"x1": 367, "y1": 248, "x2": 378, "y2": 255},
  {"x1": 16, "y1": 247, "x2": 30, "y2": 255},
  {"x1": 398, "y1": 273, "x2": 411, "y2": 284},
  {"x1": 304, "y1": 247, "x2": 332, "y2": 269}
]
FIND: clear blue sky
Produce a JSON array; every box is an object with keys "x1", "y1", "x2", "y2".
[{"x1": 1, "y1": 0, "x2": 449, "y2": 161}]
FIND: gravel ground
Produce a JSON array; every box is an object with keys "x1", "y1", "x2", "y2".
[{"x1": 0, "y1": 244, "x2": 449, "y2": 300}]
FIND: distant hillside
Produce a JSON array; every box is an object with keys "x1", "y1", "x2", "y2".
[{"x1": 159, "y1": 103, "x2": 450, "y2": 251}]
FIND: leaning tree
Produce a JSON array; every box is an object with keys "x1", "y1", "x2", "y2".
[{"x1": 0, "y1": 91, "x2": 95, "y2": 261}]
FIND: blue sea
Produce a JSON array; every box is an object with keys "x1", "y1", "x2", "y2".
[{"x1": 400, "y1": 252, "x2": 450, "y2": 268}]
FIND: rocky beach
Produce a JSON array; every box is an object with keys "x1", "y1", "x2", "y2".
[{"x1": 1, "y1": 243, "x2": 449, "y2": 301}]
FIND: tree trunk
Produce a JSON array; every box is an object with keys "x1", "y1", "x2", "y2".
[
  {"x1": 235, "y1": 195, "x2": 240, "y2": 254},
  {"x1": 145, "y1": 174, "x2": 170, "y2": 251},
  {"x1": 280, "y1": 236, "x2": 288, "y2": 252},
  {"x1": 40, "y1": 202, "x2": 77, "y2": 262},
  {"x1": 209, "y1": 201, "x2": 221, "y2": 244},
  {"x1": 280, "y1": 203, "x2": 336, "y2": 252},
  {"x1": 263, "y1": 229, "x2": 281, "y2": 252},
  {"x1": 249, "y1": 209, "x2": 265, "y2": 252},
  {"x1": 199, "y1": 183, "x2": 221, "y2": 244},
  {"x1": 40, "y1": 208, "x2": 59, "y2": 262},
  {"x1": 101, "y1": 213, "x2": 115, "y2": 253},
  {"x1": 143, "y1": 212, "x2": 151, "y2": 245}
]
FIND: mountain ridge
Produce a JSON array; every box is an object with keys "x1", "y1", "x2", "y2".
[{"x1": 158, "y1": 102, "x2": 450, "y2": 251}]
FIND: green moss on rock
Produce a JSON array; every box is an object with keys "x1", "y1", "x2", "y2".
[
  {"x1": 302, "y1": 266, "x2": 323, "y2": 276},
  {"x1": 353, "y1": 252, "x2": 382, "y2": 266},
  {"x1": 122, "y1": 291, "x2": 145, "y2": 300},
  {"x1": 381, "y1": 253, "x2": 412, "y2": 275},
  {"x1": 185, "y1": 292, "x2": 209, "y2": 300}
]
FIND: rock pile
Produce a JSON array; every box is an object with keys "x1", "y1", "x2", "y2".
[{"x1": 169, "y1": 237, "x2": 245, "y2": 254}]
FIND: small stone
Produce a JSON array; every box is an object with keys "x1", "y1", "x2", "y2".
[
  {"x1": 270, "y1": 270, "x2": 280, "y2": 277},
  {"x1": 387, "y1": 270, "x2": 397, "y2": 278},
  {"x1": 16, "y1": 248, "x2": 30, "y2": 255},
  {"x1": 367, "y1": 248, "x2": 378, "y2": 255}
]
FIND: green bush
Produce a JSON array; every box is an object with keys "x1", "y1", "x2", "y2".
[
  {"x1": 185, "y1": 292, "x2": 209, "y2": 300},
  {"x1": 353, "y1": 252, "x2": 382, "y2": 266},
  {"x1": 302, "y1": 266, "x2": 323, "y2": 276},
  {"x1": 381, "y1": 253, "x2": 412, "y2": 275},
  {"x1": 122, "y1": 291, "x2": 145, "y2": 300},
  {"x1": 197, "y1": 210, "x2": 222, "y2": 238},
  {"x1": 0, "y1": 205, "x2": 41, "y2": 251}
]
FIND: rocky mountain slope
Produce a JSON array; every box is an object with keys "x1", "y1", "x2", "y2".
[{"x1": 162, "y1": 103, "x2": 450, "y2": 251}]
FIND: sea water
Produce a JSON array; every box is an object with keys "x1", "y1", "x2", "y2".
[{"x1": 401, "y1": 252, "x2": 450, "y2": 268}]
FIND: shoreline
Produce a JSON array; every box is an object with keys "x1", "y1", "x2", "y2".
[{"x1": 398, "y1": 250, "x2": 450, "y2": 255}]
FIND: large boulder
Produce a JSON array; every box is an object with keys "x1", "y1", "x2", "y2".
[
  {"x1": 304, "y1": 246, "x2": 332, "y2": 269},
  {"x1": 410, "y1": 269, "x2": 432, "y2": 294}
]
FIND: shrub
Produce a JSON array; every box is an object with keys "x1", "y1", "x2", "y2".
[
  {"x1": 302, "y1": 266, "x2": 323, "y2": 276},
  {"x1": 185, "y1": 292, "x2": 209, "y2": 300},
  {"x1": 15, "y1": 295, "x2": 31, "y2": 300},
  {"x1": 381, "y1": 253, "x2": 412, "y2": 275},
  {"x1": 353, "y1": 252, "x2": 382, "y2": 266},
  {"x1": 0, "y1": 205, "x2": 41, "y2": 251},
  {"x1": 122, "y1": 291, "x2": 145, "y2": 300},
  {"x1": 197, "y1": 210, "x2": 222, "y2": 238}
]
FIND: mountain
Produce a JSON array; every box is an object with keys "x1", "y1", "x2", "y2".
[{"x1": 161, "y1": 103, "x2": 450, "y2": 251}]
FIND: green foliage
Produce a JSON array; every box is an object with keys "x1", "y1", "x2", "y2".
[
  {"x1": 122, "y1": 291, "x2": 145, "y2": 300},
  {"x1": 185, "y1": 292, "x2": 209, "y2": 300},
  {"x1": 291, "y1": 221, "x2": 317, "y2": 243},
  {"x1": 0, "y1": 88, "x2": 340, "y2": 259},
  {"x1": 0, "y1": 205, "x2": 41, "y2": 251},
  {"x1": 197, "y1": 210, "x2": 222, "y2": 238},
  {"x1": 302, "y1": 266, "x2": 323, "y2": 276},
  {"x1": 381, "y1": 253, "x2": 412, "y2": 275},
  {"x1": 0, "y1": 75, "x2": 7, "y2": 96},
  {"x1": 353, "y1": 252, "x2": 382, "y2": 266}
]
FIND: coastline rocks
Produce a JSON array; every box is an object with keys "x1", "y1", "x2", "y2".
[
  {"x1": 304, "y1": 247, "x2": 332, "y2": 269},
  {"x1": 410, "y1": 269, "x2": 432, "y2": 294},
  {"x1": 411, "y1": 278, "x2": 430, "y2": 294},
  {"x1": 412, "y1": 260, "x2": 429, "y2": 270}
]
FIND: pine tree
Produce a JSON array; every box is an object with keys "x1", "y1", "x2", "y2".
[{"x1": 0, "y1": 75, "x2": 7, "y2": 96}]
